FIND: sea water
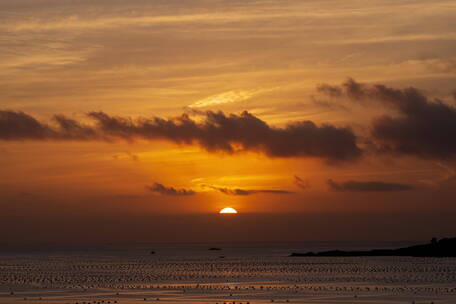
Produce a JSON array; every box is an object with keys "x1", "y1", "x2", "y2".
[{"x1": 1, "y1": 242, "x2": 455, "y2": 303}]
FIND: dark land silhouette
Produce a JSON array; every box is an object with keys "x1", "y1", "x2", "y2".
[{"x1": 290, "y1": 237, "x2": 456, "y2": 257}]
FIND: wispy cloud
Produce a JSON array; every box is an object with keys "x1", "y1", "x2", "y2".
[
  {"x1": 147, "y1": 183, "x2": 195, "y2": 196},
  {"x1": 204, "y1": 185, "x2": 293, "y2": 196},
  {"x1": 2, "y1": 12, "x2": 302, "y2": 33},
  {"x1": 327, "y1": 179, "x2": 414, "y2": 192},
  {"x1": 188, "y1": 90, "x2": 259, "y2": 108},
  {"x1": 294, "y1": 175, "x2": 310, "y2": 190},
  {"x1": 112, "y1": 151, "x2": 139, "y2": 162}
]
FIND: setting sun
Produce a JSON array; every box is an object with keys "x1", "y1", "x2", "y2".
[
  {"x1": 1, "y1": 0, "x2": 455, "y2": 303},
  {"x1": 219, "y1": 207, "x2": 238, "y2": 214}
]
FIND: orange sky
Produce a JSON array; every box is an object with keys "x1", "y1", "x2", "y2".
[{"x1": 1, "y1": 0, "x2": 456, "y2": 243}]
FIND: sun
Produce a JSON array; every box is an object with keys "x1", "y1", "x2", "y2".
[{"x1": 219, "y1": 207, "x2": 238, "y2": 214}]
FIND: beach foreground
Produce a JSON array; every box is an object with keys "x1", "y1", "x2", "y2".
[{"x1": 1, "y1": 244, "x2": 455, "y2": 304}]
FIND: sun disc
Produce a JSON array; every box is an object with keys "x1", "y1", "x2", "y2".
[{"x1": 219, "y1": 207, "x2": 238, "y2": 214}]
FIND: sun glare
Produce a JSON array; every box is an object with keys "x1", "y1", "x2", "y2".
[{"x1": 219, "y1": 207, "x2": 238, "y2": 214}]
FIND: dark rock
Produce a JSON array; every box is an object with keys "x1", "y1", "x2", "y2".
[{"x1": 290, "y1": 237, "x2": 456, "y2": 257}]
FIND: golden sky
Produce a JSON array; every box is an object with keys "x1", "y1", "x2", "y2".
[{"x1": 1, "y1": 0, "x2": 456, "y2": 243}]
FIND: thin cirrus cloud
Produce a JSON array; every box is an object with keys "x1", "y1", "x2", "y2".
[
  {"x1": 147, "y1": 183, "x2": 292, "y2": 196},
  {"x1": 2, "y1": 12, "x2": 300, "y2": 33},
  {"x1": 327, "y1": 179, "x2": 414, "y2": 192},
  {"x1": 421, "y1": 57, "x2": 456, "y2": 74},
  {"x1": 147, "y1": 183, "x2": 195, "y2": 196},
  {"x1": 318, "y1": 78, "x2": 456, "y2": 161},
  {"x1": 188, "y1": 90, "x2": 259, "y2": 108},
  {"x1": 0, "y1": 110, "x2": 361, "y2": 163},
  {"x1": 205, "y1": 185, "x2": 293, "y2": 196}
]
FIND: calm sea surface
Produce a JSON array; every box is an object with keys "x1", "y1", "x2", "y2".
[{"x1": 1, "y1": 242, "x2": 455, "y2": 304}]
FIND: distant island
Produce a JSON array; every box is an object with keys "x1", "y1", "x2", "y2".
[{"x1": 290, "y1": 237, "x2": 456, "y2": 257}]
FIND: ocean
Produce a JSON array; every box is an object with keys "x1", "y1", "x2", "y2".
[{"x1": 1, "y1": 242, "x2": 455, "y2": 303}]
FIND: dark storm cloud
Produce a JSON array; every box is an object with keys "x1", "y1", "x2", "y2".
[
  {"x1": 318, "y1": 79, "x2": 456, "y2": 160},
  {"x1": 0, "y1": 110, "x2": 361, "y2": 162},
  {"x1": 327, "y1": 179, "x2": 414, "y2": 192},
  {"x1": 205, "y1": 185, "x2": 293, "y2": 196},
  {"x1": 147, "y1": 183, "x2": 195, "y2": 196}
]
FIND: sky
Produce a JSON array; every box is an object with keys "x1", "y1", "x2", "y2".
[{"x1": 1, "y1": 0, "x2": 456, "y2": 244}]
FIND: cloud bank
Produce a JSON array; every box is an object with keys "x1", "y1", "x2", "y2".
[
  {"x1": 4, "y1": 79, "x2": 455, "y2": 163},
  {"x1": 0, "y1": 110, "x2": 361, "y2": 163},
  {"x1": 318, "y1": 78, "x2": 456, "y2": 160},
  {"x1": 0, "y1": 111, "x2": 97, "y2": 140},
  {"x1": 327, "y1": 179, "x2": 414, "y2": 192}
]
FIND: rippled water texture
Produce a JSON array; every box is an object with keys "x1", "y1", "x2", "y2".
[{"x1": 1, "y1": 243, "x2": 455, "y2": 303}]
